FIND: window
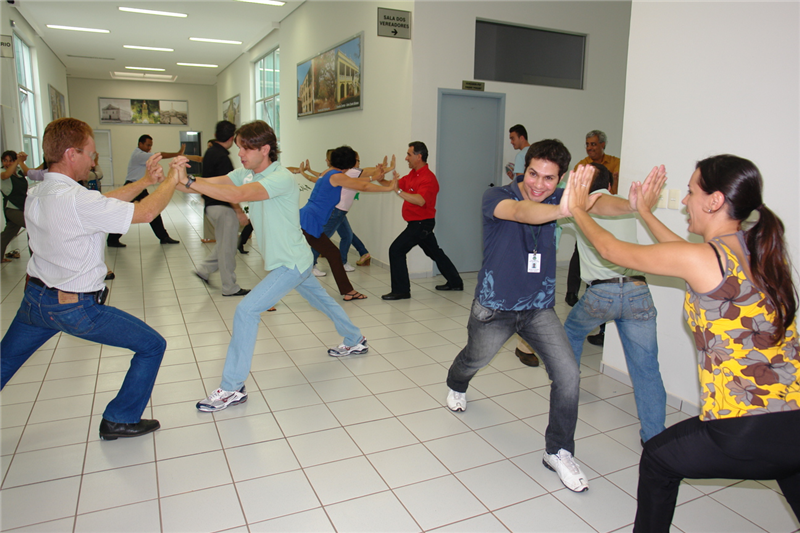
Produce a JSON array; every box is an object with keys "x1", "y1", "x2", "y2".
[
  {"x1": 13, "y1": 34, "x2": 41, "y2": 166},
  {"x1": 255, "y1": 48, "x2": 280, "y2": 140},
  {"x1": 474, "y1": 20, "x2": 586, "y2": 90}
]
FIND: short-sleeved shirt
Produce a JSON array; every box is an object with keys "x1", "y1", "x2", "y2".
[
  {"x1": 335, "y1": 168, "x2": 362, "y2": 212},
  {"x1": 26, "y1": 172, "x2": 134, "y2": 292},
  {"x1": 513, "y1": 149, "x2": 527, "y2": 175},
  {"x1": 228, "y1": 163, "x2": 312, "y2": 272},
  {"x1": 476, "y1": 176, "x2": 562, "y2": 311},
  {"x1": 398, "y1": 164, "x2": 438, "y2": 221},
  {"x1": 125, "y1": 147, "x2": 150, "y2": 183},
  {"x1": 300, "y1": 169, "x2": 342, "y2": 238},
  {"x1": 202, "y1": 142, "x2": 234, "y2": 208}
]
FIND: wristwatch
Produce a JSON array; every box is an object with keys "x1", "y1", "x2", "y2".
[
  {"x1": 186, "y1": 176, "x2": 196, "y2": 188},
  {"x1": 397, "y1": 189, "x2": 403, "y2": 195}
]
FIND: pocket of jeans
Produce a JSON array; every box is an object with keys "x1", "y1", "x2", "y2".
[
  {"x1": 47, "y1": 303, "x2": 96, "y2": 336},
  {"x1": 628, "y1": 290, "x2": 656, "y2": 320},
  {"x1": 584, "y1": 290, "x2": 613, "y2": 319},
  {"x1": 471, "y1": 299, "x2": 497, "y2": 322}
]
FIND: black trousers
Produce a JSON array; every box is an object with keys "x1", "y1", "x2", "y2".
[
  {"x1": 634, "y1": 409, "x2": 800, "y2": 532},
  {"x1": 389, "y1": 218, "x2": 462, "y2": 294},
  {"x1": 107, "y1": 186, "x2": 169, "y2": 245},
  {"x1": 567, "y1": 243, "x2": 581, "y2": 295}
]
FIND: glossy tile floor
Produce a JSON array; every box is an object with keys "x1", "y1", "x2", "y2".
[{"x1": 1, "y1": 193, "x2": 798, "y2": 532}]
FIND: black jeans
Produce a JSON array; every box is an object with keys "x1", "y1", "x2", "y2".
[
  {"x1": 389, "y1": 218, "x2": 462, "y2": 294},
  {"x1": 634, "y1": 409, "x2": 800, "y2": 532},
  {"x1": 108, "y1": 186, "x2": 169, "y2": 245}
]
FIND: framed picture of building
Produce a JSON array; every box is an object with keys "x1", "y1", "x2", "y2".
[
  {"x1": 99, "y1": 98, "x2": 188, "y2": 125},
  {"x1": 222, "y1": 95, "x2": 241, "y2": 126},
  {"x1": 48, "y1": 85, "x2": 66, "y2": 121},
  {"x1": 297, "y1": 32, "x2": 362, "y2": 118}
]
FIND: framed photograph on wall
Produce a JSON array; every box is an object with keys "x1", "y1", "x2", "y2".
[
  {"x1": 48, "y1": 85, "x2": 66, "y2": 121},
  {"x1": 99, "y1": 98, "x2": 188, "y2": 125},
  {"x1": 222, "y1": 95, "x2": 241, "y2": 126},
  {"x1": 297, "y1": 32, "x2": 363, "y2": 118}
]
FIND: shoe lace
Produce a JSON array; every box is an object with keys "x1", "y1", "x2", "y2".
[{"x1": 557, "y1": 450, "x2": 581, "y2": 475}]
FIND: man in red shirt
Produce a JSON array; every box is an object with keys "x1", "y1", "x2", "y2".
[{"x1": 382, "y1": 141, "x2": 463, "y2": 300}]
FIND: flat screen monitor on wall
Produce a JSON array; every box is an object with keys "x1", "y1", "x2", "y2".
[{"x1": 474, "y1": 19, "x2": 586, "y2": 90}]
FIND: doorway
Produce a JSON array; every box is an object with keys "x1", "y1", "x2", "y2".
[
  {"x1": 435, "y1": 89, "x2": 506, "y2": 273},
  {"x1": 93, "y1": 129, "x2": 114, "y2": 189}
]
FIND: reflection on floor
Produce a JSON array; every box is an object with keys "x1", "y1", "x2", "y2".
[{"x1": 1, "y1": 192, "x2": 796, "y2": 532}]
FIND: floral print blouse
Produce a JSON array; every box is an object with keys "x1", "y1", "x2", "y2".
[{"x1": 684, "y1": 232, "x2": 800, "y2": 420}]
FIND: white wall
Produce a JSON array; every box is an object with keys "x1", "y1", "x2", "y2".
[
  {"x1": 66, "y1": 78, "x2": 217, "y2": 185},
  {"x1": 603, "y1": 1, "x2": 800, "y2": 411}
]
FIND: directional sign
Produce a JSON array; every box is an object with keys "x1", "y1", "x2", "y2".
[
  {"x1": 0, "y1": 35, "x2": 14, "y2": 59},
  {"x1": 378, "y1": 8, "x2": 411, "y2": 40}
]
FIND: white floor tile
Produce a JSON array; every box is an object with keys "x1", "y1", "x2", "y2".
[
  {"x1": 305, "y1": 455, "x2": 388, "y2": 505},
  {"x1": 160, "y1": 484, "x2": 246, "y2": 533},
  {"x1": 394, "y1": 475, "x2": 487, "y2": 531},
  {"x1": 326, "y1": 490, "x2": 421, "y2": 532}
]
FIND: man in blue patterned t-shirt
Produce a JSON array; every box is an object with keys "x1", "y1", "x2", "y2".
[{"x1": 445, "y1": 139, "x2": 636, "y2": 494}]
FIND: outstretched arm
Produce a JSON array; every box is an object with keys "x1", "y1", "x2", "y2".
[
  {"x1": 361, "y1": 154, "x2": 395, "y2": 178},
  {"x1": 157, "y1": 143, "x2": 186, "y2": 160},
  {"x1": 105, "y1": 154, "x2": 164, "y2": 202},
  {"x1": 330, "y1": 169, "x2": 395, "y2": 192},
  {"x1": 629, "y1": 166, "x2": 683, "y2": 243}
]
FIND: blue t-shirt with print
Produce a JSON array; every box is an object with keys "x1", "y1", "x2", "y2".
[{"x1": 476, "y1": 176, "x2": 563, "y2": 311}]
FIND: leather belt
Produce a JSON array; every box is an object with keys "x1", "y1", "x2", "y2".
[{"x1": 590, "y1": 275, "x2": 647, "y2": 287}]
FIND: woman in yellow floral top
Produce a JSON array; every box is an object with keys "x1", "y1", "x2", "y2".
[{"x1": 567, "y1": 156, "x2": 799, "y2": 532}]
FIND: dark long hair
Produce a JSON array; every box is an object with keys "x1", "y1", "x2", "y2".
[{"x1": 696, "y1": 155, "x2": 797, "y2": 343}]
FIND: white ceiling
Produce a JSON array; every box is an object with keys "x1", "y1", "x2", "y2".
[{"x1": 11, "y1": 0, "x2": 303, "y2": 85}]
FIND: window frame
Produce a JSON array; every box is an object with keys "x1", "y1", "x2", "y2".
[{"x1": 254, "y1": 47, "x2": 280, "y2": 141}]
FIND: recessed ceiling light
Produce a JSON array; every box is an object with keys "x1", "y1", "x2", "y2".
[
  {"x1": 125, "y1": 66, "x2": 166, "y2": 71},
  {"x1": 68, "y1": 54, "x2": 115, "y2": 60},
  {"x1": 112, "y1": 71, "x2": 176, "y2": 82},
  {"x1": 234, "y1": 0, "x2": 286, "y2": 5},
  {"x1": 47, "y1": 25, "x2": 109, "y2": 33},
  {"x1": 124, "y1": 45, "x2": 174, "y2": 52},
  {"x1": 177, "y1": 63, "x2": 218, "y2": 68},
  {"x1": 118, "y1": 7, "x2": 187, "y2": 18},
  {"x1": 189, "y1": 37, "x2": 242, "y2": 45}
]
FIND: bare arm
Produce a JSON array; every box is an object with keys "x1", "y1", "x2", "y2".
[
  {"x1": 628, "y1": 167, "x2": 684, "y2": 243},
  {"x1": 330, "y1": 171, "x2": 395, "y2": 193},
  {"x1": 18, "y1": 152, "x2": 29, "y2": 176},
  {"x1": 176, "y1": 170, "x2": 269, "y2": 203},
  {"x1": 361, "y1": 155, "x2": 396, "y2": 178},
  {"x1": 130, "y1": 157, "x2": 181, "y2": 224},
  {"x1": 184, "y1": 154, "x2": 203, "y2": 163},
  {"x1": 105, "y1": 154, "x2": 163, "y2": 202},
  {"x1": 157, "y1": 143, "x2": 186, "y2": 160}
]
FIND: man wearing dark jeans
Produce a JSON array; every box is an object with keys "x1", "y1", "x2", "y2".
[
  {"x1": 382, "y1": 141, "x2": 462, "y2": 300},
  {"x1": 107, "y1": 134, "x2": 184, "y2": 247},
  {"x1": 0, "y1": 117, "x2": 185, "y2": 440},
  {"x1": 445, "y1": 140, "x2": 640, "y2": 493}
]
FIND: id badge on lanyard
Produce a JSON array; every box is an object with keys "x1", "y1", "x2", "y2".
[{"x1": 528, "y1": 251, "x2": 541, "y2": 273}]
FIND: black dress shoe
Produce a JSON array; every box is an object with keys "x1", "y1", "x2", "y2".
[
  {"x1": 382, "y1": 292, "x2": 411, "y2": 300},
  {"x1": 565, "y1": 292, "x2": 579, "y2": 307},
  {"x1": 194, "y1": 271, "x2": 210, "y2": 285},
  {"x1": 515, "y1": 347, "x2": 540, "y2": 367},
  {"x1": 160, "y1": 237, "x2": 180, "y2": 244},
  {"x1": 238, "y1": 245, "x2": 249, "y2": 254},
  {"x1": 435, "y1": 283, "x2": 463, "y2": 291},
  {"x1": 587, "y1": 332, "x2": 605, "y2": 346},
  {"x1": 104, "y1": 271, "x2": 116, "y2": 281},
  {"x1": 107, "y1": 241, "x2": 126, "y2": 248},
  {"x1": 99, "y1": 418, "x2": 160, "y2": 440},
  {"x1": 223, "y1": 288, "x2": 250, "y2": 297}
]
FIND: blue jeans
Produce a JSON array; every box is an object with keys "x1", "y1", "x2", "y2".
[
  {"x1": 1, "y1": 281, "x2": 166, "y2": 423},
  {"x1": 563, "y1": 280, "x2": 666, "y2": 442},
  {"x1": 221, "y1": 265, "x2": 363, "y2": 391},
  {"x1": 447, "y1": 300, "x2": 580, "y2": 455},
  {"x1": 337, "y1": 215, "x2": 368, "y2": 264}
]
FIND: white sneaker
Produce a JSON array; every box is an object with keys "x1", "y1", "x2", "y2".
[
  {"x1": 446, "y1": 389, "x2": 467, "y2": 412},
  {"x1": 542, "y1": 449, "x2": 589, "y2": 492},
  {"x1": 313, "y1": 267, "x2": 326, "y2": 277},
  {"x1": 328, "y1": 336, "x2": 368, "y2": 357},
  {"x1": 196, "y1": 386, "x2": 248, "y2": 412},
  {"x1": 343, "y1": 263, "x2": 355, "y2": 272}
]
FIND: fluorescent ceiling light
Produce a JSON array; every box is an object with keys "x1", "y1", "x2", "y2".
[
  {"x1": 235, "y1": 0, "x2": 286, "y2": 5},
  {"x1": 47, "y1": 25, "x2": 109, "y2": 33},
  {"x1": 177, "y1": 63, "x2": 218, "y2": 68},
  {"x1": 125, "y1": 66, "x2": 166, "y2": 71},
  {"x1": 124, "y1": 45, "x2": 174, "y2": 52},
  {"x1": 118, "y1": 7, "x2": 187, "y2": 18},
  {"x1": 189, "y1": 37, "x2": 242, "y2": 45},
  {"x1": 111, "y1": 71, "x2": 176, "y2": 82}
]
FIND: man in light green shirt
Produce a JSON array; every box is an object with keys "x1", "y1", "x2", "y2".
[{"x1": 175, "y1": 121, "x2": 368, "y2": 412}]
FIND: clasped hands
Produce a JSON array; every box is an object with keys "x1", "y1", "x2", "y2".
[
  {"x1": 144, "y1": 153, "x2": 191, "y2": 186},
  {"x1": 563, "y1": 164, "x2": 667, "y2": 217}
]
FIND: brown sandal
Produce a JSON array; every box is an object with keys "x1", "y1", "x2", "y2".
[
  {"x1": 201, "y1": 238, "x2": 216, "y2": 243},
  {"x1": 343, "y1": 291, "x2": 367, "y2": 301},
  {"x1": 356, "y1": 253, "x2": 371, "y2": 266}
]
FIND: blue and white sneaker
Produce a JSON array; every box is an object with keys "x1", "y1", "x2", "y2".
[
  {"x1": 196, "y1": 386, "x2": 248, "y2": 412},
  {"x1": 328, "y1": 336, "x2": 368, "y2": 357}
]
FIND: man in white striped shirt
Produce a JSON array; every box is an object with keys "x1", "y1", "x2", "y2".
[{"x1": 0, "y1": 118, "x2": 185, "y2": 441}]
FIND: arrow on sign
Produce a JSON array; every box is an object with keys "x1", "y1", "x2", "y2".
[{"x1": 392, "y1": 29, "x2": 398, "y2": 35}]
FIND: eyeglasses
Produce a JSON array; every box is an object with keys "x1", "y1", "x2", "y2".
[{"x1": 71, "y1": 147, "x2": 98, "y2": 160}]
